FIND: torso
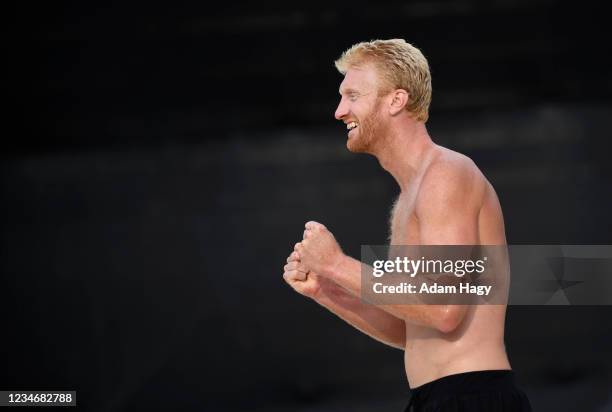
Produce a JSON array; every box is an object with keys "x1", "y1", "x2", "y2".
[{"x1": 389, "y1": 145, "x2": 511, "y2": 388}]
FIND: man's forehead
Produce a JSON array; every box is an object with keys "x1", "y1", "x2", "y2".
[{"x1": 339, "y1": 65, "x2": 379, "y2": 94}]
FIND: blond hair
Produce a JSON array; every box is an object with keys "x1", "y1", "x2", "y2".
[{"x1": 334, "y1": 39, "x2": 432, "y2": 122}]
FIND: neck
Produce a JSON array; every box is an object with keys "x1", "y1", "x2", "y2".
[{"x1": 373, "y1": 118, "x2": 434, "y2": 192}]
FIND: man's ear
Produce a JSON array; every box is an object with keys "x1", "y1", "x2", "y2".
[{"x1": 389, "y1": 89, "x2": 409, "y2": 115}]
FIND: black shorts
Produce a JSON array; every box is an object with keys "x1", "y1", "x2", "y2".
[{"x1": 404, "y1": 370, "x2": 532, "y2": 412}]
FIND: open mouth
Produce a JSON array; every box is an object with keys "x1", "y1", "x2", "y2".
[{"x1": 346, "y1": 121, "x2": 359, "y2": 133}]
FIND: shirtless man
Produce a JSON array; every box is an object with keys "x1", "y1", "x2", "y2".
[{"x1": 282, "y1": 40, "x2": 531, "y2": 411}]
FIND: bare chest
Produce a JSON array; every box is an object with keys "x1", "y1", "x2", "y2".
[{"x1": 389, "y1": 193, "x2": 420, "y2": 245}]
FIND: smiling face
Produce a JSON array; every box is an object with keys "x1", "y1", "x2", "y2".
[{"x1": 334, "y1": 64, "x2": 390, "y2": 154}]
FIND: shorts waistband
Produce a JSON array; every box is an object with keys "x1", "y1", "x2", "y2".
[{"x1": 409, "y1": 369, "x2": 516, "y2": 405}]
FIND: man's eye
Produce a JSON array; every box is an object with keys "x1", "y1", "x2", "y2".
[{"x1": 349, "y1": 94, "x2": 358, "y2": 101}]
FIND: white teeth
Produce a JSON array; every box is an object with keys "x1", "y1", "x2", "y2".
[{"x1": 346, "y1": 121, "x2": 358, "y2": 131}]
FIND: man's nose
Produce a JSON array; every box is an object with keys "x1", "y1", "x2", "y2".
[{"x1": 334, "y1": 100, "x2": 348, "y2": 120}]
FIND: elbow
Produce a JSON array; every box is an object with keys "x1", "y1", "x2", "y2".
[{"x1": 435, "y1": 306, "x2": 465, "y2": 334}]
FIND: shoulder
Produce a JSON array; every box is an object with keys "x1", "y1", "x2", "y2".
[{"x1": 416, "y1": 147, "x2": 486, "y2": 214}]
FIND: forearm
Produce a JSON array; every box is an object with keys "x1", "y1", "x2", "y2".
[
  {"x1": 313, "y1": 276, "x2": 406, "y2": 350},
  {"x1": 324, "y1": 255, "x2": 463, "y2": 333}
]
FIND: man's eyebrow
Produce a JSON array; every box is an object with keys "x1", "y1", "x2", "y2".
[{"x1": 339, "y1": 88, "x2": 359, "y2": 95}]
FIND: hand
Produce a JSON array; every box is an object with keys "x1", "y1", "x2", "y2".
[
  {"x1": 295, "y1": 221, "x2": 344, "y2": 278},
  {"x1": 283, "y1": 251, "x2": 323, "y2": 299}
]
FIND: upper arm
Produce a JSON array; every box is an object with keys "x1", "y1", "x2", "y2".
[
  {"x1": 416, "y1": 157, "x2": 482, "y2": 245},
  {"x1": 413, "y1": 157, "x2": 483, "y2": 332}
]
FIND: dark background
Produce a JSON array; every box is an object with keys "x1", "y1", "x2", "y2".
[{"x1": 2, "y1": 1, "x2": 612, "y2": 411}]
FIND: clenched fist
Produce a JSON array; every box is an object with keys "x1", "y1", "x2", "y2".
[
  {"x1": 294, "y1": 221, "x2": 344, "y2": 278},
  {"x1": 282, "y1": 251, "x2": 323, "y2": 299}
]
